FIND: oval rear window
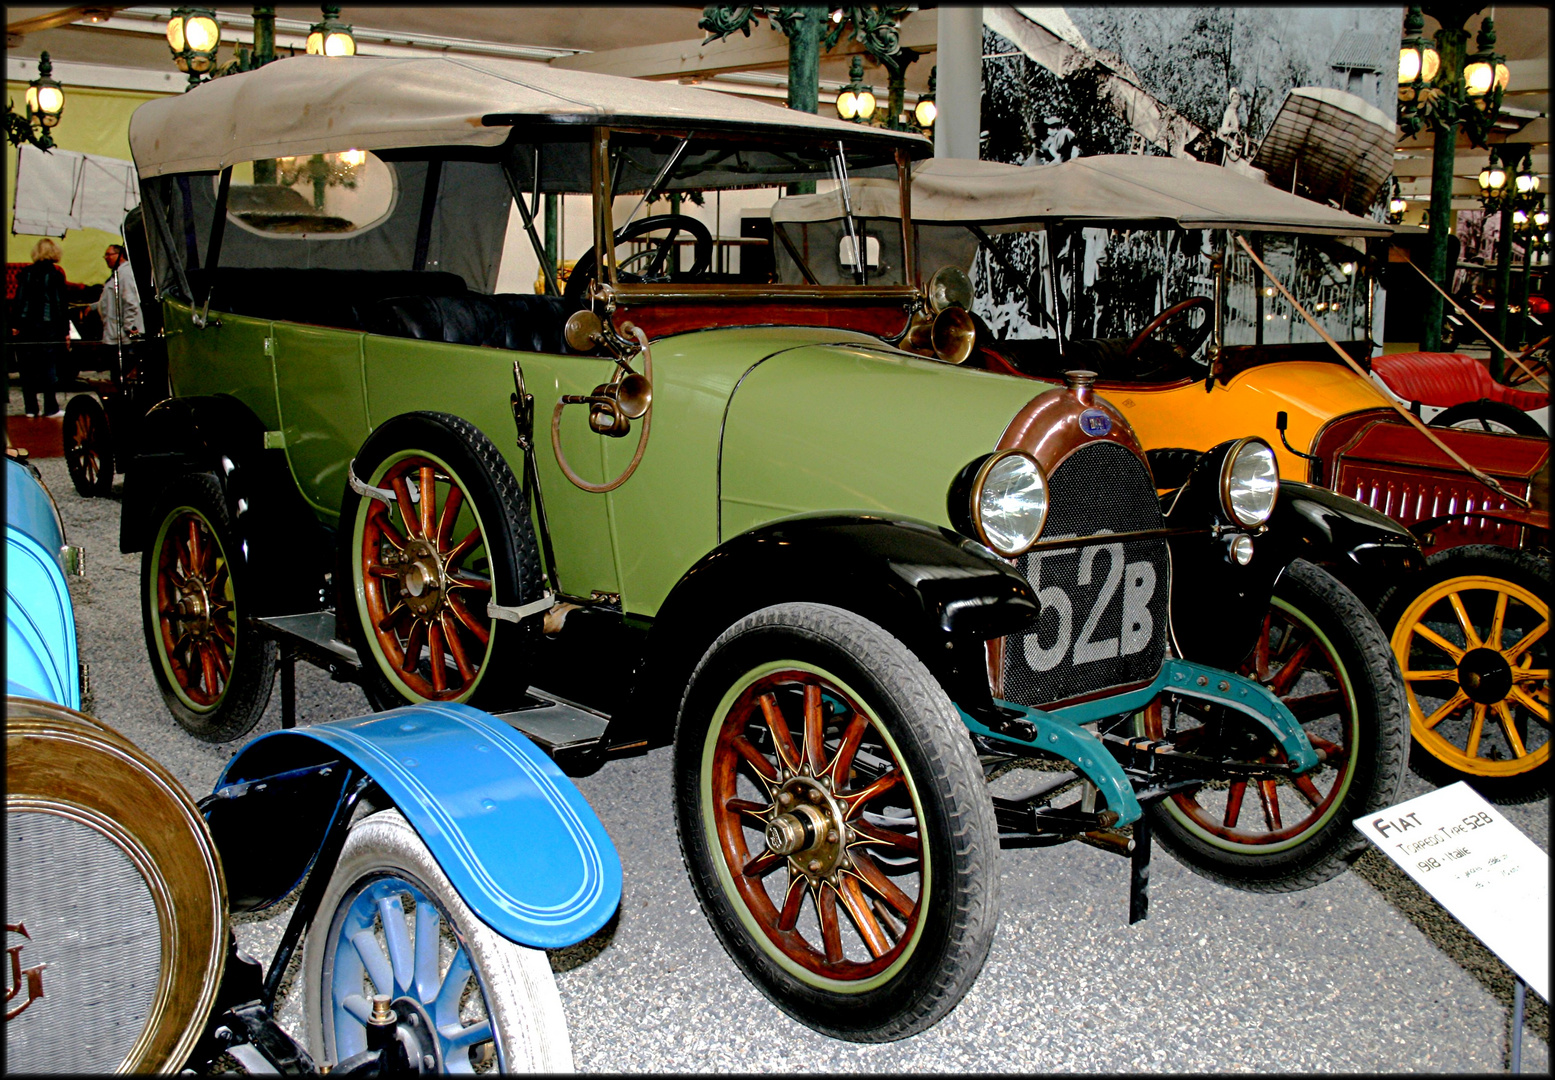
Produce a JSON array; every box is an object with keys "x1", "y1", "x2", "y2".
[{"x1": 221, "y1": 150, "x2": 397, "y2": 239}]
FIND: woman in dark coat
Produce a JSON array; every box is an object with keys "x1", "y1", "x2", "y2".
[{"x1": 13, "y1": 237, "x2": 69, "y2": 417}]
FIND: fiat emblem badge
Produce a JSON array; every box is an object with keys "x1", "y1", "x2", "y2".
[{"x1": 1079, "y1": 408, "x2": 1112, "y2": 437}]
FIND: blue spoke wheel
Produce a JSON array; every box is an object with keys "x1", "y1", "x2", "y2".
[{"x1": 304, "y1": 810, "x2": 573, "y2": 1072}]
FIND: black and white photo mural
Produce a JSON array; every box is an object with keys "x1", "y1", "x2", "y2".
[{"x1": 976, "y1": 6, "x2": 1396, "y2": 350}]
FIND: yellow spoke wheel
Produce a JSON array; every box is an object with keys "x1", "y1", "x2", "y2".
[{"x1": 1387, "y1": 546, "x2": 1549, "y2": 800}]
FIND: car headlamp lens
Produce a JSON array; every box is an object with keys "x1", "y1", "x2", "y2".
[
  {"x1": 974, "y1": 450, "x2": 1048, "y2": 557},
  {"x1": 1221, "y1": 438, "x2": 1279, "y2": 526}
]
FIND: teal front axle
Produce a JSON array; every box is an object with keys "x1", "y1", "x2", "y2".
[{"x1": 959, "y1": 658, "x2": 1319, "y2": 828}]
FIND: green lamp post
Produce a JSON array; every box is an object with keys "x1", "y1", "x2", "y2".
[
  {"x1": 836, "y1": 55, "x2": 877, "y2": 122},
  {"x1": 9, "y1": 52, "x2": 66, "y2": 151},
  {"x1": 166, "y1": 7, "x2": 223, "y2": 90},
  {"x1": 699, "y1": 5, "x2": 910, "y2": 116},
  {"x1": 913, "y1": 65, "x2": 937, "y2": 134},
  {"x1": 1397, "y1": 6, "x2": 1510, "y2": 352}
]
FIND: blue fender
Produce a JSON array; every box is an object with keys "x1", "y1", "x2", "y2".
[
  {"x1": 217, "y1": 702, "x2": 621, "y2": 950},
  {"x1": 6, "y1": 465, "x2": 79, "y2": 707}
]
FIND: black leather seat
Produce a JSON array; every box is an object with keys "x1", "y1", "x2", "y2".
[{"x1": 365, "y1": 293, "x2": 573, "y2": 354}]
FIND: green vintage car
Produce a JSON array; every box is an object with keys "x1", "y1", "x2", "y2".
[{"x1": 123, "y1": 55, "x2": 1405, "y2": 1041}]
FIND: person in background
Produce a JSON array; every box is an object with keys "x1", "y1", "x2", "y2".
[
  {"x1": 97, "y1": 244, "x2": 144, "y2": 364},
  {"x1": 13, "y1": 238, "x2": 69, "y2": 418}
]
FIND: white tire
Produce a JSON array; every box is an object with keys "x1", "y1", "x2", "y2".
[{"x1": 303, "y1": 809, "x2": 573, "y2": 1072}]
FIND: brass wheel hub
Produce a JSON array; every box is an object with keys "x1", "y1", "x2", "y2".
[
  {"x1": 397, "y1": 538, "x2": 446, "y2": 618},
  {"x1": 766, "y1": 774, "x2": 849, "y2": 886},
  {"x1": 175, "y1": 584, "x2": 211, "y2": 637}
]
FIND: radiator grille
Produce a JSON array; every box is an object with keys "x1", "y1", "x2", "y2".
[
  {"x1": 1002, "y1": 441, "x2": 1170, "y2": 708},
  {"x1": 1336, "y1": 463, "x2": 1530, "y2": 552},
  {"x1": 6, "y1": 810, "x2": 162, "y2": 1074}
]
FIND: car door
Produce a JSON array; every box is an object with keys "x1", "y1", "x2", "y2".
[{"x1": 271, "y1": 322, "x2": 373, "y2": 521}]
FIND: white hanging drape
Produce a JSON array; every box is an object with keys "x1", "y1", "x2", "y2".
[{"x1": 12, "y1": 143, "x2": 140, "y2": 237}]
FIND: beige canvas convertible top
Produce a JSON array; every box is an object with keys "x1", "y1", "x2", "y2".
[
  {"x1": 129, "y1": 54, "x2": 926, "y2": 178},
  {"x1": 773, "y1": 155, "x2": 1393, "y2": 237}
]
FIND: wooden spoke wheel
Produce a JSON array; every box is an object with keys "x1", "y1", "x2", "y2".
[
  {"x1": 359, "y1": 454, "x2": 494, "y2": 701},
  {"x1": 676, "y1": 603, "x2": 998, "y2": 1043},
  {"x1": 1385, "y1": 546, "x2": 1549, "y2": 802},
  {"x1": 343, "y1": 412, "x2": 540, "y2": 711},
  {"x1": 63, "y1": 393, "x2": 114, "y2": 497},
  {"x1": 141, "y1": 473, "x2": 275, "y2": 741},
  {"x1": 155, "y1": 508, "x2": 238, "y2": 709},
  {"x1": 707, "y1": 667, "x2": 926, "y2": 985},
  {"x1": 1143, "y1": 561, "x2": 1407, "y2": 890}
]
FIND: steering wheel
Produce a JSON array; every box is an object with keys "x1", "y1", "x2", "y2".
[
  {"x1": 1125, "y1": 296, "x2": 1214, "y2": 359},
  {"x1": 564, "y1": 214, "x2": 714, "y2": 307},
  {"x1": 1506, "y1": 336, "x2": 1549, "y2": 387}
]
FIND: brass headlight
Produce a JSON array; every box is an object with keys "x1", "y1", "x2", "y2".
[
  {"x1": 926, "y1": 265, "x2": 973, "y2": 314},
  {"x1": 957, "y1": 449, "x2": 1049, "y2": 557},
  {"x1": 1219, "y1": 437, "x2": 1279, "y2": 527}
]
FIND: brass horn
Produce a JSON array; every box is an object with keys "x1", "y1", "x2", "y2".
[
  {"x1": 900, "y1": 265, "x2": 977, "y2": 364},
  {"x1": 901, "y1": 303, "x2": 977, "y2": 365},
  {"x1": 559, "y1": 320, "x2": 653, "y2": 437},
  {"x1": 576, "y1": 369, "x2": 652, "y2": 437},
  {"x1": 930, "y1": 306, "x2": 976, "y2": 365},
  {"x1": 614, "y1": 370, "x2": 652, "y2": 420}
]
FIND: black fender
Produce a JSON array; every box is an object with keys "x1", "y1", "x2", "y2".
[
  {"x1": 1160, "y1": 439, "x2": 1285, "y2": 671},
  {"x1": 1162, "y1": 445, "x2": 1425, "y2": 669},
  {"x1": 1261, "y1": 480, "x2": 1425, "y2": 609},
  {"x1": 614, "y1": 513, "x2": 1040, "y2": 753},
  {"x1": 119, "y1": 393, "x2": 333, "y2": 616}
]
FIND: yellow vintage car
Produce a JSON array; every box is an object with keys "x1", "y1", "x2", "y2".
[{"x1": 774, "y1": 155, "x2": 1549, "y2": 801}]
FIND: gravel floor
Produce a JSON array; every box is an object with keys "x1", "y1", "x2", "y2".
[{"x1": 25, "y1": 443, "x2": 1552, "y2": 1074}]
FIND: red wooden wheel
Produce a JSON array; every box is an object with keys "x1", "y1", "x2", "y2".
[
  {"x1": 154, "y1": 509, "x2": 238, "y2": 709},
  {"x1": 1138, "y1": 561, "x2": 1408, "y2": 892},
  {"x1": 359, "y1": 455, "x2": 494, "y2": 701},
  {"x1": 1144, "y1": 602, "x2": 1354, "y2": 845},
  {"x1": 707, "y1": 667, "x2": 925, "y2": 982}
]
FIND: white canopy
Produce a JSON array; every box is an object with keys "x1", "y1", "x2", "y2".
[
  {"x1": 773, "y1": 155, "x2": 1393, "y2": 237},
  {"x1": 129, "y1": 54, "x2": 926, "y2": 178}
]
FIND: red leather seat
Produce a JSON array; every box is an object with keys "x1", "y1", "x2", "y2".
[{"x1": 1371, "y1": 350, "x2": 1547, "y2": 413}]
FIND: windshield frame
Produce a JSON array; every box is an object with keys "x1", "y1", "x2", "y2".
[{"x1": 593, "y1": 127, "x2": 920, "y2": 304}]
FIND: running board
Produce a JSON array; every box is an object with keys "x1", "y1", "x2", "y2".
[
  {"x1": 256, "y1": 611, "x2": 360, "y2": 673},
  {"x1": 253, "y1": 612, "x2": 611, "y2": 770},
  {"x1": 493, "y1": 690, "x2": 610, "y2": 763}
]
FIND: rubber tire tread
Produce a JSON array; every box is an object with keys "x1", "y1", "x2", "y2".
[
  {"x1": 63, "y1": 393, "x2": 114, "y2": 497},
  {"x1": 139, "y1": 471, "x2": 277, "y2": 742},
  {"x1": 1429, "y1": 399, "x2": 1545, "y2": 438},
  {"x1": 673, "y1": 602, "x2": 999, "y2": 1042},
  {"x1": 1149, "y1": 560, "x2": 1409, "y2": 892},
  {"x1": 1377, "y1": 544, "x2": 1550, "y2": 803},
  {"x1": 302, "y1": 810, "x2": 574, "y2": 1072},
  {"x1": 339, "y1": 410, "x2": 540, "y2": 711}
]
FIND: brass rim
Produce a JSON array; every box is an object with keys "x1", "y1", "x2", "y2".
[
  {"x1": 6, "y1": 709, "x2": 227, "y2": 1072},
  {"x1": 358, "y1": 453, "x2": 493, "y2": 701},
  {"x1": 1144, "y1": 595, "x2": 1359, "y2": 852},
  {"x1": 1394, "y1": 573, "x2": 1549, "y2": 778},
  {"x1": 701, "y1": 664, "x2": 928, "y2": 991},
  {"x1": 152, "y1": 507, "x2": 238, "y2": 712},
  {"x1": 969, "y1": 449, "x2": 1047, "y2": 558}
]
